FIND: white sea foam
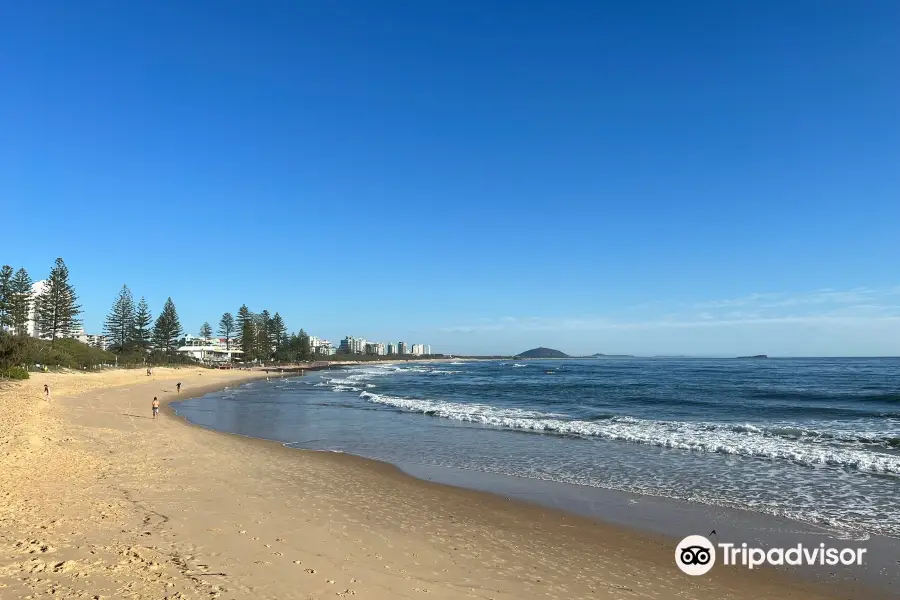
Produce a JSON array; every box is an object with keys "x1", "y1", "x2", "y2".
[{"x1": 357, "y1": 392, "x2": 900, "y2": 475}]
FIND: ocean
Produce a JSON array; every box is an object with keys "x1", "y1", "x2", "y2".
[{"x1": 173, "y1": 358, "x2": 900, "y2": 542}]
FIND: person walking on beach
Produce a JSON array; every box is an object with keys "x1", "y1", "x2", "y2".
[
  {"x1": 152, "y1": 397, "x2": 160, "y2": 419},
  {"x1": 44, "y1": 384, "x2": 51, "y2": 402},
  {"x1": 176, "y1": 382, "x2": 182, "y2": 393}
]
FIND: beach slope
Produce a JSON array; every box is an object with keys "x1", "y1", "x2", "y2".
[{"x1": 0, "y1": 368, "x2": 868, "y2": 599}]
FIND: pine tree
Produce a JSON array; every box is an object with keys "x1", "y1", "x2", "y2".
[
  {"x1": 132, "y1": 297, "x2": 153, "y2": 350},
  {"x1": 236, "y1": 305, "x2": 255, "y2": 360},
  {"x1": 271, "y1": 313, "x2": 288, "y2": 352},
  {"x1": 9, "y1": 268, "x2": 33, "y2": 336},
  {"x1": 35, "y1": 258, "x2": 81, "y2": 344},
  {"x1": 218, "y1": 312, "x2": 234, "y2": 350},
  {"x1": 200, "y1": 322, "x2": 213, "y2": 341},
  {"x1": 0, "y1": 265, "x2": 13, "y2": 330},
  {"x1": 255, "y1": 310, "x2": 272, "y2": 361},
  {"x1": 152, "y1": 297, "x2": 183, "y2": 354},
  {"x1": 104, "y1": 284, "x2": 135, "y2": 352},
  {"x1": 298, "y1": 328, "x2": 311, "y2": 361}
]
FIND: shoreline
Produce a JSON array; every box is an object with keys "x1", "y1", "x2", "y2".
[
  {"x1": 1, "y1": 367, "x2": 887, "y2": 599},
  {"x1": 167, "y1": 374, "x2": 891, "y2": 599}
]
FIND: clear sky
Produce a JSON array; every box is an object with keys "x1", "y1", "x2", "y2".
[{"x1": 1, "y1": 1, "x2": 898, "y2": 356}]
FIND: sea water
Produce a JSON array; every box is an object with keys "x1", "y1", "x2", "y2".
[{"x1": 174, "y1": 358, "x2": 900, "y2": 540}]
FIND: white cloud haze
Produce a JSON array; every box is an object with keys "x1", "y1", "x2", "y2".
[{"x1": 435, "y1": 287, "x2": 900, "y2": 356}]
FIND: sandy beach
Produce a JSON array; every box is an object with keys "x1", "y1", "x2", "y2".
[{"x1": 0, "y1": 368, "x2": 878, "y2": 599}]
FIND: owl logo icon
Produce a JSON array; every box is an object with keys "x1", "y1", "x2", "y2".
[{"x1": 675, "y1": 535, "x2": 716, "y2": 575}]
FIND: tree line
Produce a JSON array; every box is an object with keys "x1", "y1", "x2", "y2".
[
  {"x1": 105, "y1": 293, "x2": 316, "y2": 363},
  {"x1": 1, "y1": 255, "x2": 319, "y2": 370},
  {"x1": 0, "y1": 258, "x2": 81, "y2": 343},
  {"x1": 0, "y1": 258, "x2": 104, "y2": 377},
  {"x1": 102, "y1": 285, "x2": 186, "y2": 361},
  {"x1": 226, "y1": 305, "x2": 312, "y2": 363}
]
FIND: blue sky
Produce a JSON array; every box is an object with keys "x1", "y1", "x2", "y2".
[{"x1": 1, "y1": 1, "x2": 898, "y2": 356}]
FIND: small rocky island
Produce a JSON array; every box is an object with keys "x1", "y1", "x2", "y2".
[{"x1": 737, "y1": 354, "x2": 768, "y2": 359}]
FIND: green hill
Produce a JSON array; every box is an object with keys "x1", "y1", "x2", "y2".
[{"x1": 515, "y1": 347, "x2": 569, "y2": 359}]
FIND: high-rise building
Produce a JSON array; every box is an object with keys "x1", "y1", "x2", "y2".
[
  {"x1": 340, "y1": 336, "x2": 367, "y2": 354},
  {"x1": 424, "y1": 345, "x2": 431, "y2": 355},
  {"x1": 26, "y1": 280, "x2": 48, "y2": 338},
  {"x1": 387, "y1": 343, "x2": 397, "y2": 355},
  {"x1": 85, "y1": 333, "x2": 109, "y2": 350},
  {"x1": 398, "y1": 341, "x2": 408, "y2": 355}
]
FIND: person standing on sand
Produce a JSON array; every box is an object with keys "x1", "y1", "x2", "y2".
[
  {"x1": 176, "y1": 382, "x2": 182, "y2": 393},
  {"x1": 44, "y1": 384, "x2": 51, "y2": 402},
  {"x1": 152, "y1": 397, "x2": 160, "y2": 419}
]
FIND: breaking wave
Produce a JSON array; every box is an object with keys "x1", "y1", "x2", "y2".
[{"x1": 357, "y1": 391, "x2": 900, "y2": 475}]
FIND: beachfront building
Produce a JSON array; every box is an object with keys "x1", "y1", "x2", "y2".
[
  {"x1": 25, "y1": 280, "x2": 47, "y2": 338},
  {"x1": 85, "y1": 333, "x2": 109, "y2": 350},
  {"x1": 340, "y1": 336, "x2": 367, "y2": 354},
  {"x1": 398, "y1": 342, "x2": 408, "y2": 355},
  {"x1": 411, "y1": 343, "x2": 425, "y2": 356},
  {"x1": 175, "y1": 335, "x2": 244, "y2": 364},
  {"x1": 365, "y1": 342, "x2": 386, "y2": 356},
  {"x1": 425, "y1": 345, "x2": 431, "y2": 355},
  {"x1": 1, "y1": 279, "x2": 107, "y2": 349},
  {"x1": 308, "y1": 336, "x2": 336, "y2": 355},
  {"x1": 387, "y1": 343, "x2": 397, "y2": 355}
]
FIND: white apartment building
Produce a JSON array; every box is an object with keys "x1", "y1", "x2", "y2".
[
  {"x1": 85, "y1": 333, "x2": 109, "y2": 350},
  {"x1": 176, "y1": 335, "x2": 244, "y2": 363},
  {"x1": 340, "y1": 336, "x2": 368, "y2": 354},
  {"x1": 411, "y1": 343, "x2": 425, "y2": 356},
  {"x1": 387, "y1": 343, "x2": 397, "y2": 355},
  {"x1": 309, "y1": 335, "x2": 336, "y2": 355},
  {"x1": 25, "y1": 280, "x2": 47, "y2": 338}
]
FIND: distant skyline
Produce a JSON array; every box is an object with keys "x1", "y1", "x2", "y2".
[{"x1": 1, "y1": 2, "x2": 898, "y2": 357}]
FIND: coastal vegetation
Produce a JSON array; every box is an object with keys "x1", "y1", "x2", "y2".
[
  {"x1": 0, "y1": 257, "x2": 104, "y2": 377},
  {"x1": 0, "y1": 258, "x2": 81, "y2": 343},
  {"x1": 0, "y1": 256, "x2": 411, "y2": 372},
  {"x1": 0, "y1": 332, "x2": 115, "y2": 377}
]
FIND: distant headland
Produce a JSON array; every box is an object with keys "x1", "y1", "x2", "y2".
[
  {"x1": 515, "y1": 347, "x2": 569, "y2": 359},
  {"x1": 737, "y1": 354, "x2": 768, "y2": 359},
  {"x1": 514, "y1": 347, "x2": 635, "y2": 359}
]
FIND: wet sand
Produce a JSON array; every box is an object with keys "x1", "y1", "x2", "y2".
[{"x1": 0, "y1": 368, "x2": 883, "y2": 599}]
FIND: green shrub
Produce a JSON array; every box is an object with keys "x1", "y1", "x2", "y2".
[
  {"x1": 0, "y1": 331, "x2": 29, "y2": 370},
  {"x1": 0, "y1": 366, "x2": 29, "y2": 380}
]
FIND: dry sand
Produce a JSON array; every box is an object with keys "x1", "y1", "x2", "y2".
[{"x1": 0, "y1": 368, "x2": 875, "y2": 599}]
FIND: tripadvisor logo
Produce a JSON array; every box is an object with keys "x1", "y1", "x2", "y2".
[
  {"x1": 676, "y1": 535, "x2": 715, "y2": 576},
  {"x1": 675, "y1": 534, "x2": 868, "y2": 576}
]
